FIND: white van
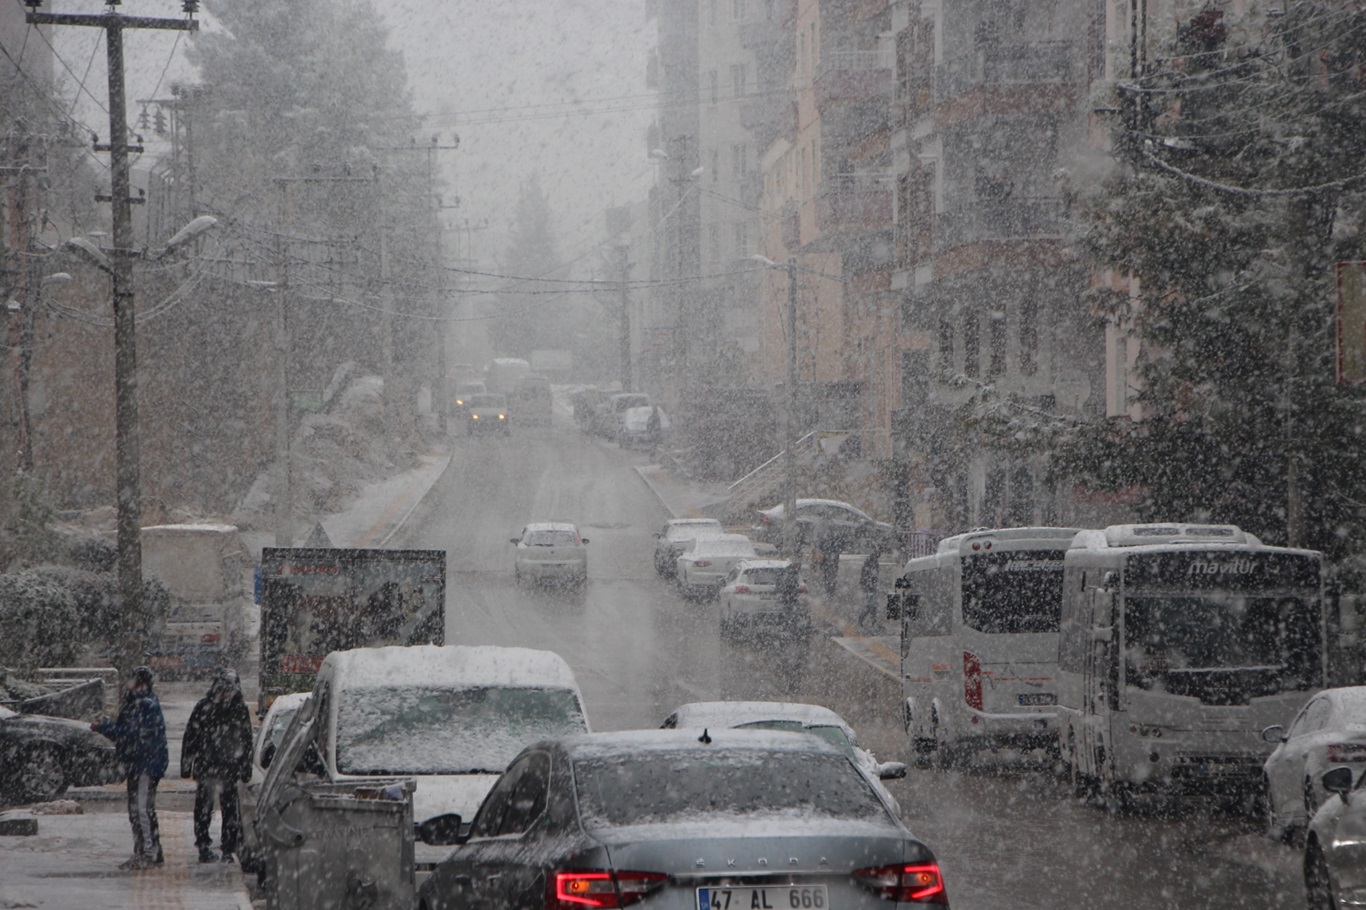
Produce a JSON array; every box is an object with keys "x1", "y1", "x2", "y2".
[{"x1": 259, "y1": 644, "x2": 589, "y2": 871}]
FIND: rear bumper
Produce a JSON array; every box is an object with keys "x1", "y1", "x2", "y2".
[{"x1": 518, "y1": 560, "x2": 586, "y2": 579}]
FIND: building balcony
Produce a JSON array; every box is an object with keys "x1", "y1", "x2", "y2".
[
  {"x1": 934, "y1": 41, "x2": 1075, "y2": 102},
  {"x1": 814, "y1": 175, "x2": 893, "y2": 235},
  {"x1": 814, "y1": 50, "x2": 893, "y2": 112},
  {"x1": 932, "y1": 196, "x2": 1065, "y2": 253}
]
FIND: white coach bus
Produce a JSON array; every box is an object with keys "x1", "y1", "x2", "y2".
[
  {"x1": 893, "y1": 527, "x2": 1083, "y2": 765},
  {"x1": 1058, "y1": 524, "x2": 1326, "y2": 808}
]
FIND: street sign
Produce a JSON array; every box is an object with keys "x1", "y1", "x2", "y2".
[{"x1": 1337, "y1": 262, "x2": 1366, "y2": 386}]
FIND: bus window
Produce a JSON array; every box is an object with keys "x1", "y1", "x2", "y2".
[{"x1": 960, "y1": 552, "x2": 1066, "y2": 634}]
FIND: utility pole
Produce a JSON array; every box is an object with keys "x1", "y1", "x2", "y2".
[
  {"x1": 618, "y1": 244, "x2": 632, "y2": 392},
  {"x1": 784, "y1": 256, "x2": 798, "y2": 557},
  {"x1": 26, "y1": 0, "x2": 198, "y2": 679}
]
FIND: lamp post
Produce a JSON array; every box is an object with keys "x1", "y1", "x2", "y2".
[
  {"x1": 753, "y1": 254, "x2": 800, "y2": 557},
  {"x1": 64, "y1": 215, "x2": 217, "y2": 673}
]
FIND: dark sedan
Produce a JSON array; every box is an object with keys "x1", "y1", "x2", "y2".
[
  {"x1": 752, "y1": 499, "x2": 895, "y2": 553},
  {"x1": 417, "y1": 728, "x2": 949, "y2": 910},
  {"x1": 0, "y1": 704, "x2": 122, "y2": 804}
]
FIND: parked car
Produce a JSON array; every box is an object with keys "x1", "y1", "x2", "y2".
[
  {"x1": 511, "y1": 522, "x2": 590, "y2": 587},
  {"x1": 676, "y1": 533, "x2": 757, "y2": 599},
  {"x1": 592, "y1": 392, "x2": 649, "y2": 437},
  {"x1": 0, "y1": 704, "x2": 123, "y2": 804},
  {"x1": 451, "y1": 381, "x2": 486, "y2": 422},
  {"x1": 250, "y1": 645, "x2": 589, "y2": 874},
  {"x1": 660, "y1": 700, "x2": 908, "y2": 816},
  {"x1": 253, "y1": 691, "x2": 310, "y2": 778},
  {"x1": 1305, "y1": 763, "x2": 1366, "y2": 908},
  {"x1": 510, "y1": 375, "x2": 552, "y2": 426},
  {"x1": 1263, "y1": 686, "x2": 1366, "y2": 841},
  {"x1": 618, "y1": 405, "x2": 669, "y2": 449},
  {"x1": 573, "y1": 387, "x2": 613, "y2": 429},
  {"x1": 465, "y1": 393, "x2": 510, "y2": 436},
  {"x1": 752, "y1": 498, "x2": 895, "y2": 553},
  {"x1": 415, "y1": 729, "x2": 948, "y2": 910},
  {"x1": 652, "y1": 517, "x2": 723, "y2": 576},
  {"x1": 716, "y1": 558, "x2": 811, "y2": 637}
]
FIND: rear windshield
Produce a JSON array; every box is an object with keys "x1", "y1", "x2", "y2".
[
  {"x1": 525, "y1": 529, "x2": 579, "y2": 546},
  {"x1": 573, "y1": 749, "x2": 886, "y2": 828},
  {"x1": 735, "y1": 721, "x2": 856, "y2": 760},
  {"x1": 469, "y1": 395, "x2": 507, "y2": 408},
  {"x1": 739, "y1": 568, "x2": 790, "y2": 585},
  {"x1": 960, "y1": 550, "x2": 1066, "y2": 634},
  {"x1": 698, "y1": 540, "x2": 756, "y2": 557}
]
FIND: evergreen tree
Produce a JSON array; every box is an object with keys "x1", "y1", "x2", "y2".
[
  {"x1": 490, "y1": 177, "x2": 564, "y2": 357},
  {"x1": 1060, "y1": 2, "x2": 1366, "y2": 561}
]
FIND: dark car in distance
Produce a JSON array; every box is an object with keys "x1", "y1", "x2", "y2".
[
  {"x1": 416, "y1": 728, "x2": 949, "y2": 910},
  {"x1": 0, "y1": 704, "x2": 123, "y2": 804}
]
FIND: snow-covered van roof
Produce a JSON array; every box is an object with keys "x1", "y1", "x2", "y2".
[
  {"x1": 325, "y1": 645, "x2": 581, "y2": 693},
  {"x1": 554, "y1": 727, "x2": 848, "y2": 760},
  {"x1": 936, "y1": 526, "x2": 1084, "y2": 555},
  {"x1": 1069, "y1": 523, "x2": 1261, "y2": 550},
  {"x1": 667, "y1": 701, "x2": 855, "y2": 738}
]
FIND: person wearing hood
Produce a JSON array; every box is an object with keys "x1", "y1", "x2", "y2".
[
  {"x1": 181, "y1": 667, "x2": 253, "y2": 863},
  {"x1": 92, "y1": 666, "x2": 169, "y2": 870}
]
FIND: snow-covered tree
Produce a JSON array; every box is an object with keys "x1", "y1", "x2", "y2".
[{"x1": 1060, "y1": 2, "x2": 1366, "y2": 561}]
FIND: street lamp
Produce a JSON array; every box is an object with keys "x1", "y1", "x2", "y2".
[
  {"x1": 63, "y1": 214, "x2": 218, "y2": 674},
  {"x1": 752, "y1": 254, "x2": 800, "y2": 557}
]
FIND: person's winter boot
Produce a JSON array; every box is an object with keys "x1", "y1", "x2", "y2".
[
  {"x1": 220, "y1": 851, "x2": 236, "y2": 864},
  {"x1": 199, "y1": 847, "x2": 219, "y2": 863},
  {"x1": 120, "y1": 853, "x2": 155, "y2": 870}
]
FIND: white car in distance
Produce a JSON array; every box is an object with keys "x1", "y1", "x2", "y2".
[
  {"x1": 1263, "y1": 686, "x2": 1366, "y2": 841},
  {"x1": 675, "y1": 533, "x2": 756, "y2": 599},
  {"x1": 660, "y1": 700, "x2": 907, "y2": 818},
  {"x1": 718, "y1": 558, "x2": 810, "y2": 637},
  {"x1": 653, "y1": 518, "x2": 723, "y2": 576},
  {"x1": 512, "y1": 522, "x2": 589, "y2": 588}
]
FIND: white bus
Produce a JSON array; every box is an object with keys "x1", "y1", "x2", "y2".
[
  {"x1": 894, "y1": 527, "x2": 1083, "y2": 765},
  {"x1": 1058, "y1": 524, "x2": 1326, "y2": 808}
]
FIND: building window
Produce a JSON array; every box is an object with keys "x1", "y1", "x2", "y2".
[
  {"x1": 710, "y1": 148, "x2": 719, "y2": 183},
  {"x1": 709, "y1": 223, "x2": 721, "y2": 264},
  {"x1": 963, "y1": 312, "x2": 979, "y2": 378},
  {"x1": 733, "y1": 0, "x2": 746, "y2": 21},
  {"x1": 1020, "y1": 297, "x2": 1038, "y2": 375},
  {"x1": 735, "y1": 222, "x2": 749, "y2": 256},
  {"x1": 1009, "y1": 464, "x2": 1034, "y2": 526},
  {"x1": 731, "y1": 142, "x2": 748, "y2": 177},
  {"x1": 901, "y1": 350, "x2": 928, "y2": 405},
  {"x1": 989, "y1": 312, "x2": 1006, "y2": 377},
  {"x1": 708, "y1": 70, "x2": 718, "y2": 103},
  {"x1": 937, "y1": 320, "x2": 954, "y2": 373},
  {"x1": 709, "y1": 0, "x2": 718, "y2": 27},
  {"x1": 730, "y1": 63, "x2": 748, "y2": 98}
]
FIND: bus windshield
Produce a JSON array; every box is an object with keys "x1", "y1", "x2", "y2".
[
  {"x1": 960, "y1": 551, "x2": 1066, "y2": 634},
  {"x1": 1123, "y1": 594, "x2": 1322, "y2": 704}
]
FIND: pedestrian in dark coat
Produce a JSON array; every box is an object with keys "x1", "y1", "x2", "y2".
[
  {"x1": 92, "y1": 666, "x2": 168, "y2": 870},
  {"x1": 858, "y1": 548, "x2": 882, "y2": 630},
  {"x1": 181, "y1": 668, "x2": 253, "y2": 863}
]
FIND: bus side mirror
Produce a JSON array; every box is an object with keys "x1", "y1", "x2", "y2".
[
  {"x1": 888, "y1": 591, "x2": 919, "y2": 621},
  {"x1": 1101, "y1": 571, "x2": 1119, "y2": 590}
]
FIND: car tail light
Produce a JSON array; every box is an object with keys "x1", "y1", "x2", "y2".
[
  {"x1": 551, "y1": 871, "x2": 667, "y2": 909},
  {"x1": 1327, "y1": 743, "x2": 1366, "y2": 762},
  {"x1": 734, "y1": 585, "x2": 751, "y2": 594},
  {"x1": 853, "y1": 863, "x2": 948, "y2": 904},
  {"x1": 759, "y1": 513, "x2": 773, "y2": 526},
  {"x1": 694, "y1": 560, "x2": 712, "y2": 568},
  {"x1": 963, "y1": 651, "x2": 983, "y2": 711},
  {"x1": 201, "y1": 633, "x2": 220, "y2": 644},
  {"x1": 796, "y1": 583, "x2": 808, "y2": 594}
]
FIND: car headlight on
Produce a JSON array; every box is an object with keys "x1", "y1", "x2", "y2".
[
  {"x1": 472, "y1": 414, "x2": 479, "y2": 420},
  {"x1": 498, "y1": 414, "x2": 506, "y2": 420}
]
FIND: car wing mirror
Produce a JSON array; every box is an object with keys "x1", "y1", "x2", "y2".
[
  {"x1": 296, "y1": 741, "x2": 325, "y2": 776},
  {"x1": 510, "y1": 538, "x2": 520, "y2": 545},
  {"x1": 878, "y1": 761, "x2": 908, "y2": 780},
  {"x1": 1261, "y1": 725, "x2": 1286, "y2": 744},
  {"x1": 887, "y1": 591, "x2": 918, "y2": 621},
  {"x1": 260, "y1": 742, "x2": 277, "y2": 770},
  {"x1": 581, "y1": 538, "x2": 590, "y2": 544},
  {"x1": 1323, "y1": 766, "x2": 1355, "y2": 803},
  {"x1": 416, "y1": 813, "x2": 466, "y2": 846}
]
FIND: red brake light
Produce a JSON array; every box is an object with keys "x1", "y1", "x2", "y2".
[
  {"x1": 201, "y1": 633, "x2": 220, "y2": 644},
  {"x1": 797, "y1": 583, "x2": 808, "y2": 594},
  {"x1": 1327, "y1": 743, "x2": 1366, "y2": 762},
  {"x1": 734, "y1": 584, "x2": 751, "y2": 594},
  {"x1": 551, "y1": 871, "x2": 667, "y2": 910},
  {"x1": 759, "y1": 513, "x2": 773, "y2": 525},
  {"x1": 963, "y1": 651, "x2": 983, "y2": 711},
  {"x1": 694, "y1": 560, "x2": 712, "y2": 568},
  {"x1": 854, "y1": 863, "x2": 948, "y2": 904}
]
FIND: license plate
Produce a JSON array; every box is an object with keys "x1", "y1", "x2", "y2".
[
  {"x1": 1017, "y1": 693, "x2": 1057, "y2": 707},
  {"x1": 698, "y1": 885, "x2": 828, "y2": 910}
]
